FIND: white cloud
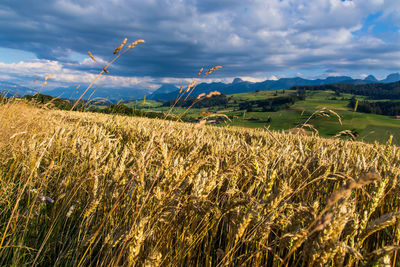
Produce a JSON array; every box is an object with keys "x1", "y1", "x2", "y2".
[
  {"x1": 160, "y1": 77, "x2": 197, "y2": 85},
  {"x1": 0, "y1": 59, "x2": 155, "y2": 89},
  {"x1": 0, "y1": 0, "x2": 399, "y2": 87},
  {"x1": 380, "y1": 0, "x2": 400, "y2": 25},
  {"x1": 0, "y1": 60, "x2": 62, "y2": 77},
  {"x1": 79, "y1": 57, "x2": 108, "y2": 67},
  {"x1": 0, "y1": 74, "x2": 13, "y2": 80}
]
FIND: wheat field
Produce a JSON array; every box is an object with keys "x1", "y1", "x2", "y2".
[{"x1": 0, "y1": 99, "x2": 399, "y2": 266}]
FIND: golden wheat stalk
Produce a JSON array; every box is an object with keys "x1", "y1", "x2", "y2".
[
  {"x1": 359, "y1": 212, "x2": 400, "y2": 245},
  {"x1": 88, "y1": 51, "x2": 96, "y2": 62}
]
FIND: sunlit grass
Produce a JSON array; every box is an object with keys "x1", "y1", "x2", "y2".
[{"x1": 0, "y1": 99, "x2": 399, "y2": 266}]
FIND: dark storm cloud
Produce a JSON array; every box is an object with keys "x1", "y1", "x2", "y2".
[{"x1": 0, "y1": 0, "x2": 399, "y2": 83}]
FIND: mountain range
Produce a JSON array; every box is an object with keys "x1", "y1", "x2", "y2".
[
  {"x1": 149, "y1": 73, "x2": 400, "y2": 100},
  {"x1": 1, "y1": 73, "x2": 400, "y2": 101},
  {"x1": 43, "y1": 86, "x2": 149, "y2": 102},
  {"x1": 0, "y1": 82, "x2": 148, "y2": 102},
  {"x1": 0, "y1": 81, "x2": 38, "y2": 97}
]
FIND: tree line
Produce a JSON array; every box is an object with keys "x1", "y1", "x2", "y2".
[
  {"x1": 238, "y1": 94, "x2": 305, "y2": 112},
  {"x1": 349, "y1": 96, "x2": 400, "y2": 116},
  {"x1": 292, "y1": 81, "x2": 400, "y2": 100}
]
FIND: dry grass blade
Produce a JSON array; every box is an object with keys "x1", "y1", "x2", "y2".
[{"x1": 88, "y1": 51, "x2": 96, "y2": 62}]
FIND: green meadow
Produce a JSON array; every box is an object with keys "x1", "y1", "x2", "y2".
[{"x1": 128, "y1": 90, "x2": 400, "y2": 145}]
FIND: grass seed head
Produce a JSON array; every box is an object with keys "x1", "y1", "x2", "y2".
[
  {"x1": 127, "y1": 39, "x2": 145, "y2": 49},
  {"x1": 198, "y1": 67, "x2": 204, "y2": 77},
  {"x1": 205, "y1": 66, "x2": 222, "y2": 76},
  {"x1": 185, "y1": 80, "x2": 197, "y2": 92},
  {"x1": 44, "y1": 73, "x2": 54, "y2": 81},
  {"x1": 206, "y1": 91, "x2": 221, "y2": 98},
  {"x1": 196, "y1": 93, "x2": 206, "y2": 99},
  {"x1": 113, "y1": 37, "x2": 128, "y2": 54}
]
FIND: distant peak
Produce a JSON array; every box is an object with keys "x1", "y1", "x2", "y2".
[
  {"x1": 152, "y1": 84, "x2": 179, "y2": 94},
  {"x1": 386, "y1": 73, "x2": 400, "y2": 79},
  {"x1": 364, "y1": 75, "x2": 378, "y2": 82},
  {"x1": 382, "y1": 73, "x2": 400, "y2": 83},
  {"x1": 232, "y1": 78, "x2": 244, "y2": 84}
]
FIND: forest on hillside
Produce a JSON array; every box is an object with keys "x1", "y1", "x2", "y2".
[{"x1": 292, "y1": 81, "x2": 400, "y2": 99}]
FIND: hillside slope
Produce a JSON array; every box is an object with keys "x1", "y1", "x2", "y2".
[{"x1": 0, "y1": 102, "x2": 399, "y2": 266}]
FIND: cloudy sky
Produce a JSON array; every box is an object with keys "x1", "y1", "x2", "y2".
[{"x1": 0, "y1": 0, "x2": 399, "y2": 92}]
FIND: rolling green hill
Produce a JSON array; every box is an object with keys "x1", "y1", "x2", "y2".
[{"x1": 128, "y1": 89, "x2": 400, "y2": 145}]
